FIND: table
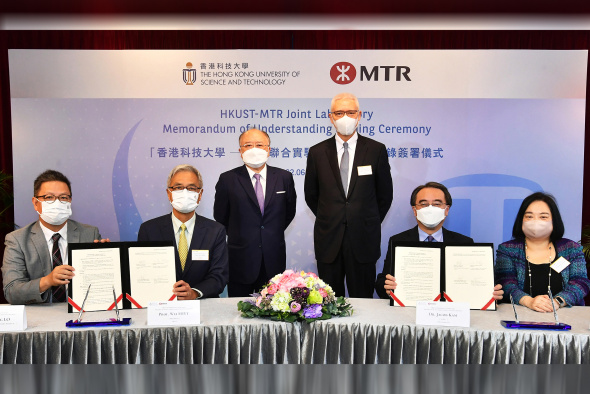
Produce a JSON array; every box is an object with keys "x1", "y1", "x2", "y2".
[{"x1": 1, "y1": 298, "x2": 590, "y2": 364}]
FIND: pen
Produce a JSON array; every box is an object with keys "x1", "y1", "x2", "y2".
[
  {"x1": 510, "y1": 294, "x2": 519, "y2": 323},
  {"x1": 112, "y1": 286, "x2": 120, "y2": 322},
  {"x1": 77, "y1": 284, "x2": 91, "y2": 323},
  {"x1": 548, "y1": 288, "x2": 559, "y2": 324}
]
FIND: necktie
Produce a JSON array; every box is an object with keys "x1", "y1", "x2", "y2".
[
  {"x1": 51, "y1": 233, "x2": 66, "y2": 302},
  {"x1": 426, "y1": 235, "x2": 436, "y2": 242},
  {"x1": 340, "y1": 141, "x2": 349, "y2": 195},
  {"x1": 254, "y1": 173, "x2": 264, "y2": 215},
  {"x1": 178, "y1": 224, "x2": 188, "y2": 271}
]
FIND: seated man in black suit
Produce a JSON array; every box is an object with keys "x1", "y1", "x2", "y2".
[
  {"x1": 138, "y1": 164, "x2": 228, "y2": 299},
  {"x1": 375, "y1": 181, "x2": 503, "y2": 300}
]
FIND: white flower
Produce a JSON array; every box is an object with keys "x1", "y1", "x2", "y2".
[{"x1": 270, "y1": 290, "x2": 293, "y2": 312}]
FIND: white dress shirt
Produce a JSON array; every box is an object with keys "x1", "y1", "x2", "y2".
[
  {"x1": 246, "y1": 164, "x2": 267, "y2": 197},
  {"x1": 418, "y1": 226, "x2": 444, "y2": 242},
  {"x1": 170, "y1": 212, "x2": 202, "y2": 298},
  {"x1": 170, "y1": 212, "x2": 196, "y2": 252},
  {"x1": 335, "y1": 132, "x2": 358, "y2": 191},
  {"x1": 39, "y1": 221, "x2": 69, "y2": 266}
]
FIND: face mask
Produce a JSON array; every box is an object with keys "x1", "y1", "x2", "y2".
[
  {"x1": 333, "y1": 115, "x2": 359, "y2": 136},
  {"x1": 522, "y1": 220, "x2": 553, "y2": 239},
  {"x1": 170, "y1": 189, "x2": 200, "y2": 213},
  {"x1": 242, "y1": 147, "x2": 269, "y2": 169},
  {"x1": 38, "y1": 201, "x2": 72, "y2": 226},
  {"x1": 416, "y1": 205, "x2": 446, "y2": 228}
]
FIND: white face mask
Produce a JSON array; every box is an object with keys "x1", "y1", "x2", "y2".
[
  {"x1": 170, "y1": 189, "x2": 201, "y2": 213},
  {"x1": 333, "y1": 115, "x2": 359, "y2": 136},
  {"x1": 241, "y1": 147, "x2": 269, "y2": 169},
  {"x1": 522, "y1": 220, "x2": 553, "y2": 239},
  {"x1": 416, "y1": 205, "x2": 446, "y2": 229},
  {"x1": 38, "y1": 201, "x2": 72, "y2": 226}
]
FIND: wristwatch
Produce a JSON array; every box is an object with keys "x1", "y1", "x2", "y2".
[{"x1": 555, "y1": 296, "x2": 566, "y2": 308}]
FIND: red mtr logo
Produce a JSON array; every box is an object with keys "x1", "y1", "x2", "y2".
[{"x1": 330, "y1": 62, "x2": 356, "y2": 85}]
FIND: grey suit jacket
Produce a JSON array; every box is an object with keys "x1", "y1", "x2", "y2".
[{"x1": 2, "y1": 219, "x2": 100, "y2": 305}]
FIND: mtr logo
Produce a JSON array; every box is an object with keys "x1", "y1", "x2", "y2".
[{"x1": 330, "y1": 62, "x2": 411, "y2": 85}]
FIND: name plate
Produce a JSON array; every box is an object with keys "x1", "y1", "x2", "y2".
[
  {"x1": 147, "y1": 300, "x2": 200, "y2": 326},
  {"x1": 416, "y1": 301, "x2": 470, "y2": 328},
  {"x1": 0, "y1": 305, "x2": 27, "y2": 331}
]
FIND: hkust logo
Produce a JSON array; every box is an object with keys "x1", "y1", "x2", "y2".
[
  {"x1": 183, "y1": 62, "x2": 197, "y2": 85},
  {"x1": 330, "y1": 62, "x2": 411, "y2": 84}
]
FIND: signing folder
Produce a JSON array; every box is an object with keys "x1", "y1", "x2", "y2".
[
  {"x1": 387, "y1": 241, "x2": 496, "y2": 310},
  {"x1": 67, "y1": 241, "x2": 176, "y2": 313}
]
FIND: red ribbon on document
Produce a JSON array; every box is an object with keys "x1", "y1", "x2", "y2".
[
  {"x1": 481, "y1": 297, "x2": 495, "y2": 310},
  {"x1": 433, "y1": 293, "x2": 442, "y2": 301},
  {"x1": 387, "y1": 290, "x2": 405, "y2": 307},
  {"x1": 125, "y1": 293, "x2": 143, "y2": 309},
  {"x1": 107, "y1": 293, "x2": 124, "y2": 311},
  {"x1": 67, "y1": 297, "x2": 83, "y2": 312},
  {"x1": 442, "y1": 292, "x2": 453, "y2": 302}
]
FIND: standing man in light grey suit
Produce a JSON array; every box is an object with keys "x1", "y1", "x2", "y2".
[{"x1": 2, "y1": 170, "x2": 104, "y2": 305}]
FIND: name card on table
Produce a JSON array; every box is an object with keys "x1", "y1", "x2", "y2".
[
  {"x1": 416, "y1": 301, "x2": 470, "y2": 328},
  {"x1": 0, "y1": 305, "x2": 27, "y2": 331},
  {"x1": 147, "y1": 300, "x2": 200, "y2": 326}
]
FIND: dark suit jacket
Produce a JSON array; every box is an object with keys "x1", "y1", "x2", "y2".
[
  {"x1": 304, "y1": 134, "x2": 393, "y2": 264},
  {"x1": 213, "y1": 165, "x2": 296, "y2": 284},
  {"x1": 137, "y1": 213, "x2": 228, "y2": 298},
  {"x1": 374, "y1": 225, "x2": 474, "y2": 299}
]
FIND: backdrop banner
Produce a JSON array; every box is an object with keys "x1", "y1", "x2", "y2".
[{"x1": 8, "y1": 49, "x2": 587, "y2": 289}]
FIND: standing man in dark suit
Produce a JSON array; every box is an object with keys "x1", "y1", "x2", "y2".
[
  {"x1": 2, "y1": 170, "x2": 106, "y2": 304},
  {"x1": 214, "y1": 128, "x2": 296, "y2": 297},
  {"x1": 304, "y1": 93, "x2": 393, "y2": 298},
  {"x1": 138, "y1": 164, "x2": 228, "y2": 299},
  {"x1": 374, "y1": 181, "x2": 503, "y2": 299}
]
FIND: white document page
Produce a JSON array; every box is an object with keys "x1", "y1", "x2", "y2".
[
  {"x1": 393, "y1": 247, "x2": 441, "y2": 307},
  {"x1": 445, "y1": 246, "x2": 496, "y2": 310},
  {"x1": 128, "y1": 246, "x2": 177, "y2": 308},
  {"x1": 70, "y1": 248, "x2": 122, "y2": 311}
]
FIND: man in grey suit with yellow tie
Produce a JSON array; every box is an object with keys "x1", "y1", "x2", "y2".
[{"x1": 2, "y1": 170, "x2": 103, "y2": 305}]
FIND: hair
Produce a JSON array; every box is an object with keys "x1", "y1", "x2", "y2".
[
  {"x1": 33, "y1": 170, "x2": 72, "y2": 196},
  {"x1": 330, "y1": 92, "x2": 360, "y2": 112},
  {"x1": 512, "y1": 191, "x2": 564, "y2": 242},
  {"x1": 239, "y1": 128, "x2": 271, "y2": 146},
  {"x1": 410, "y1": 182, "x2": 453, "y2": 207},
  {"x1": 167, "y1": 164, "x2": 203, "y2": 188}
]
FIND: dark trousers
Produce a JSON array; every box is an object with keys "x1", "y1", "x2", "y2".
[
  {"x1": 316, "y1": 229, "x2": 376, "y2": 298},
  {"x1": 228, "y1": 259, "x2": 268, "y2": 297}
]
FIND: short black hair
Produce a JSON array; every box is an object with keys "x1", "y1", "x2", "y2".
[
  {"x1": 33, "y1": 170, "x2": 72, "y2": 196},
  {"x1": 410, "y1": 182, "x2": 452, "y2": 207},
  {"x1": 512, "y1": 191, "x2": 565, "y2": 242}
]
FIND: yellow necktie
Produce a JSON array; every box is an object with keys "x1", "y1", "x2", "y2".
[{"x1": 179, "y1": 223, "x2": 188, "y2": 271}]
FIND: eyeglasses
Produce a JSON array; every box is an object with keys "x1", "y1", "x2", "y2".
[
  {"x1": 240, "y1": 143, "x2": 270, "y2": 149},
  {"x1": 332, "y1": 110, "x2": 359, "y2": 119},
  {"x1": 415, "y1": 202, "x2": 446, "y2": 209},
  {"x1": 168, "y1": 186, "x2": 202, "y2": 193},
  {"x1": 35, "y1": 195, "x2": 72, "y2": 204}
]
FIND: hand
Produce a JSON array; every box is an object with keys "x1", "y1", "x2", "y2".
[
  {"x1": 40, "y1": 264, "x2": 75, "y2": 292},
  {"x1": 93, "y1": 238, "x2": 110, "y2": 243},
  {"x1": 384, "y1": 274, "x2": 397, "y2": 291},
  {"x1": 522, "y1": 294, "x2": 557, "y2": 312},
  {"x1": 492, "y1": 284, "x2": 504, "y2": 300},
  {"x1": 173, "y1": 280, "x2": 198, "y2": 300}
]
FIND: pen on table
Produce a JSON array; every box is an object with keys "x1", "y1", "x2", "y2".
[
  {"x1": 510, "y1": 294, "x2": 519, "y2": 323},
  {"x1": 77, "y1": 284, "x2": 91, "y2": 323},
  {"x1": 112, "y1": 286, "x2": 120, "y2": 322},
  {"x1": 548, "y1": 288, "x2": 559, "y2": 324}
]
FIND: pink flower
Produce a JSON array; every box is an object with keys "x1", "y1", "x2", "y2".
[
  {"x1": 267, "y1": 283, "x2": 279, "y2": 295},
  {"x1": 307, "y1": 272, "x2": 318, "y2": 278},
  {"x1": 318, "y1": 288, "x2": 328, "y2": 298},
  {"x1": 255, "y1": 296, "x2": 263, "y2": 307},
  {"x1": 276, "y1": 271, "x2": 306, "y2": 292}
]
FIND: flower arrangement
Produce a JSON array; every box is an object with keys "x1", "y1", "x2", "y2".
[{"x1": 237, "y1": 270, "x2": 353, "y2": 323}]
